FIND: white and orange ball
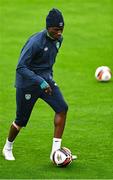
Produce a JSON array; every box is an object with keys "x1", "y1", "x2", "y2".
[
  {"x1": 95, "y1": 66, "x2": 112, "y2": 81},
  {"x1": 53, "y1": 147, "x2": 72, "y2": 167}
]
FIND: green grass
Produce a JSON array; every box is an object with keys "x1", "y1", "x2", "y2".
[{"x1": 0, "y1": 0, "x2": 113, "y2": 179}]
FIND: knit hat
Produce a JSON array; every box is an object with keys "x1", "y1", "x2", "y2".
[{"x1": 46, "y1": 8, "x2": 64, "y2": 28}]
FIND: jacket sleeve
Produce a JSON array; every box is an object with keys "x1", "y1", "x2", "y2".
[{"x1": 16, "y1": 40, "x2": 44, "y2": 85}]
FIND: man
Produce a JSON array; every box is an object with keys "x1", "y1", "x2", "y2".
[{"x1": 3, "y1": 8, "x2": 77, "y2": 161}]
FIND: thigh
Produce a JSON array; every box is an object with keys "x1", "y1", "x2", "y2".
[
  {"x1": 40, "y1": 82, "x2": 68, "y2": 113},
  {"x1": 15, "y1": 85, "x2": 42, "y2": 127}
]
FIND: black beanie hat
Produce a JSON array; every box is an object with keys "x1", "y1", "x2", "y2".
[{"x1": 46, "y1": 8, "x2": 64, "y2": 28}]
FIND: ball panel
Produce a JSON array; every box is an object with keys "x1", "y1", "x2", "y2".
[
  {"x1": 60, "y1": 156, "x2": 72, "y2": 167},
  {"x1": 52, "y1": 147, "x2": 72, "y2": 167},
  {"x1": 53, "y1": 149, "x2": 66, "y2": 165},
  {"x1": 101, "y1": 71, "x2": 111, "y2": 81},
  {"x1": 62, "y1": 147, "x2": 72, "y2": 155}
]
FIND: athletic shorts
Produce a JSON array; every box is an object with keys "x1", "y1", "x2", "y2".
[{"x1": 15, "y1": 80, "x2": 68, "y2": 127}]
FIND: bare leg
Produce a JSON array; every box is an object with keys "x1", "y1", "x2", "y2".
[
  {"x1": 51, "y1": 111, "x2": 77, "y2": 161},
  {"x1": 8, "y1": 122, "x2": 21, "y2": 142},
  {"x1": 50, "y1": 111, "x2": 67, "y2": 160},
  {"x1": 3, "y1": 122, "x2": 21, "y2": 160},
  {"x1": 54, "y1": 111, "x2": 67, "y2": 138}
]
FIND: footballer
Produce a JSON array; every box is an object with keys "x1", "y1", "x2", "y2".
[{"x1": 3, "y1": 8, "x2": 77, "y2": 161}]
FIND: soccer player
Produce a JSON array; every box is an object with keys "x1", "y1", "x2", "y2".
[{"x1": 3, "y1": 8, "x2": 77, "y2": 161}]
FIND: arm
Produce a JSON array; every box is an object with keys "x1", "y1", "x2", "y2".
[
  {"x1": 17, "y1": 40, "x2": 52, "y2": 94},
  {"x1": 16, "y1": 41, "x2": 44, "y2": 85}
]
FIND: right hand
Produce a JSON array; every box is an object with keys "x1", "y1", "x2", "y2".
[{"x1": 44, "y1": 86, "x2": 52, "y2": 95}]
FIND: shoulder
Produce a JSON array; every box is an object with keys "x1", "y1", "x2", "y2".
[
  {"x1": 20, "y1": 30, "x2": 47, "y2": 54},
  {"x1": 29, "y1": 29, "x2": 47, "y2": 48}
]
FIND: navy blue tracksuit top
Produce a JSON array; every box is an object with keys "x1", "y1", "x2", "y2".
[{"x1": 15, "y1": 29, "x2": 63, "y2": 88}]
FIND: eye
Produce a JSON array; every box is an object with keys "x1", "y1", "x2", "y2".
[
  {"x1": 53, "y1": 28, "x2": 63, "y2": 32},
  {"x1": 54, "y1": 28, "x2": 59, "y2": 31}
]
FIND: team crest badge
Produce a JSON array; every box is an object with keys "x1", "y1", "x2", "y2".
[
  {"x1": 25, "y1": 94, "x2": 31, "y2": 100},
  {"x1": 56, "y1": 42, "x2": 60, "y2": 49}
]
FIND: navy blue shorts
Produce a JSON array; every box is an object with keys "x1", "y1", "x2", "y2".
[{"x1": 15, "y1": 80, "x2": 68, "y2": 127}]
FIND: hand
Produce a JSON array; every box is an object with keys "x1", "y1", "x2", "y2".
[
  {"x1": 40, "y1": 80, "x2": 52, "y2": 95},
  {"x1": 44, "y1": 86, "x2": 52, "y2": 95}
]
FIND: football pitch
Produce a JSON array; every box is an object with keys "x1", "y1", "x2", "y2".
[{"x1": 0, "y1": 0, "x2": 113, "y2": 179}]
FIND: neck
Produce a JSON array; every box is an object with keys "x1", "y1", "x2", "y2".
[{"x1": 47, "y1": 31, "x2": 54, "y2": 40}]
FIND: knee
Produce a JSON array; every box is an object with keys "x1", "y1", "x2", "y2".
[
  {"x1": 63, "y1": 102, "x2": 68, "y2": 113},
  {"x1": 56, "y1": 102, "x2": 68, "y2": 117},
  {"x1": 58, "y1": 102, "x2": 68, "y2": 114},
  {"x1": 13, "y1": 121, "x2": 22, "y2": 130}
]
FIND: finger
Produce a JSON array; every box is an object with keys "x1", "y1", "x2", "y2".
[{"x1": 45, "y1": 89, "x2": 48, "y2": 93}]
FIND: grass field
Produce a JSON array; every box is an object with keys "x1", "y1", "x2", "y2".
[{"x1": 0, "y1": 0, "x2": 113, "y2": 179}]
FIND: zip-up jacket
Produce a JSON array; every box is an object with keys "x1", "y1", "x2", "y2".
[{"x1": 15, "y1": 29, "x2": 63, "y2": 88}]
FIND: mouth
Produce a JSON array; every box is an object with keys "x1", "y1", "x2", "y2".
[{"x1": 54, "y1": 33, "x2": 61, "y2": 39}]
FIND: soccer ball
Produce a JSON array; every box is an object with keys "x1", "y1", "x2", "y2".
[
  {"x1": 53, "y1": 147, "x2": 72, "y2": 167},
  {"x1": 95, "y1": 66, "x2": 112, "y2": 81}
]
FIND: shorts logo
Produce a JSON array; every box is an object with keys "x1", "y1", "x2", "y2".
[{"x1": 25, "y1": 94, "x2": 31, "y2": 100}]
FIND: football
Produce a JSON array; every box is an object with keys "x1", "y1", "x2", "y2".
[
  {"x1": 53, "y1": 147, "x2": 72, "y2": 167},
  {"x1": 95, "y1": 66, "x2": 112, "y2": 81}
]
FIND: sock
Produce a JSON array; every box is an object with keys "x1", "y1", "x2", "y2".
[
  {"x1": 4, "y1": 139, "x2": 13, "y2": 150},
  {"x1": 50, "y1": 138, "x2": 62, "y2": 160}
]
